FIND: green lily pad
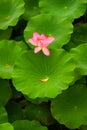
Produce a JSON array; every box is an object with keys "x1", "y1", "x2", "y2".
[
  {"x1": 0, "y1": 40, "x2": 22, "y2": 79},
  {"x1": 0, "y1": 123, "x2": 13, "y2": 130},
  {"x1": 0, "y1": 0, "x2": 24, "y2": 30},
  {"x1": 64, "y1": 23, "x2": 87, "y2": 50},
  {"x1": 71, "y1": 23, "x2": 87, "y2": 45},
  {"x1": 0, "y1": 27, "x2": 12, "y2": 40},
  {"x1": 0, "y1": 104, "x2": 8, "y2": 124},
  {"x1": 13, "y1": 120, "x2": 47, "y2": 130},
  {"x1": 79, "y1": 125, "x2": 87, "y2": 130},
  {"x1": 23, "y1": 0, "x2": 40, "y2": 20},
  {"x1": 24, "y1": 14, "x2": 73, "y2": 49},
  {"x1": 25, "y1": 96, "x2": 50, "y2": 104},
  {"x1": 39, "y1": 0, "x2": 87, "y2": 21},
  {"x1": 0, "y1": 79, "x2": 12, "y2": 105},
  {"x1": 25, "y1": 103, "x2": 55, "y2": 126},
  {"x1": 6, "y1": 102, "x2": 23, "y2": 123},
  {"x1": 12, "y1": 49, "x2": 75, "y2": 99},
  {"x1": 51, "y1": 84, "x2": 87, "y2": 129},
  {"x1": 70, "y1": 43, "x2": 87, "y2": 75}
]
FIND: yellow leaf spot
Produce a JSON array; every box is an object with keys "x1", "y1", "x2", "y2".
[
  {"x1": 4, "y1": 64, "x2": 11, "y2": 68},
  {"x1": 64, "y1": 6, "x2": 68, "y2": 9},
  {"x1": 40, "y1": 77, "x2": 49, "y2": 82}
]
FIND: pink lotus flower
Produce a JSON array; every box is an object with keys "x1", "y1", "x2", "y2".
[{"x1": 28, "y1": 32, "x2": 55, "y2": 56}]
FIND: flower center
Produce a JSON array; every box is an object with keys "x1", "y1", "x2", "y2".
[{"x1": 36, "y1": 37, "x2": 45, "y2": 47}]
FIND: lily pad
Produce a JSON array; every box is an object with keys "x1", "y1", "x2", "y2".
[
  {"x1": 70, "y1": 23, "x2": 87, "y2": 45},
  {"x1": 0, "y1": 78, "x2": 12, "y2": 105},
  {"x1": 13, "y1": 120, "x2": 47, "y2": 130},
  {"x1": 51, "y1": 84, "x2": 87, "y2": 129},
  {"x1": 0, "y1": 27, "x2": 12, "y2": 40},
  {"x1": 64, "y1": 23, "x2": 87, "y2": 50},
  {"x1": 0, "y1": 104, "x2": 8, "y2": 124},
  {"x1": 25, "y1": 97, "x2": 50, "y2": 104},
  {"x1": 70, "y1": 43, "x2": 87, "y2": 75},
  {"x1": 6, "y1": 102, "x2": 23, "y2": 123},
  {"x1": 39, "y1": 0, "x2": 87, "y2": 21},
  {"x1": 12, "y1": 49, "x2": 75, "y2": 99},
  {"x1": 23, "y1": 0, "x2": 40, "y2": 20},
  {"x1": 24, "y1": 14, "x2": 73, "y2": 49},
  {"x1": 25, "y1": 103, "x2": 55, "y2": 126},
  {"x1": 79, "y1": 125, "x2": 87, "y2": 130},
  {"x1": 0, "y1": 40, "x2": 22, "y2": 79},
  {"x1": 0, "y1": 0, "x2": 24, "y2": 30},
  {"x1": 0, "y1": 123, "x2": 13, "y2": 130}
]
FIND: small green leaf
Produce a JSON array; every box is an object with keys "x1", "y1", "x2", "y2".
[
  {"x1": 24, "y1": 14, "x2": 73, "y2": 49},
  {"x1": 51, "y1": 84, "x2": 87, "y2": 129},
  {"x1": 12, "y1": 49, "x2": 75, "y2": 98},
  {"x1": 13, "y1": 120, "x2": 47, "y2": 130}
]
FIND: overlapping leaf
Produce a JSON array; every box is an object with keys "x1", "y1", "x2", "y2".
[
  {"x1": 24, "y1": 14, "x2": 73, "y2": 49},
  {"x1": 13, "y1": 120, "x2": 47, "y2": 130},
  {"x1": 0, "y1": 40, "x2": 22, "y2": 79},
  {"x1": 6, "y1": 102, "x2": 23, "y2": 123},
  {"x1": 0, "y1": 0, "x2": 24, "y2": 30},
  {"x1": 25, "y1": 97, "x2": 50, "y2": 104},
  {"x1": 51, "y1": 84, "x2": 87, "y2": 129},
  {"x1": 39, "y1": 0, "x2": 87, "y2": 21},
  {"x1": 64, "y1": 23, "x2": 87, "y2": 50},
  {"x1": 23, "y1": 0, "x2": 40, "y2": 20},
  {"x1": 0, "y1": 27, "x2": 12, "y2": 40},
  {"x1": 12, "y1": 49, "x2": 75, "y2": 98},
  {"x1": 71, "y1": 43, "x2": 87, "y2": 75},
  {"x1": 25, "y1": 103, "x2": 55, "y2": 126},
  {"x1": 0, "y1": 79, "x2": 12, "y2": 105},
  {"x1": 70, "y1": 23, "x2": 87, "y2": 45},
  {"x1": 0, "y1": 104, "x2": 8, "y2": 124},
  {"x1": 0, "y1": 123, "x2": 13, "y2": 130}
]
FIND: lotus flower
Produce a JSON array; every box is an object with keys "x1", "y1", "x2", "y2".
[{"x1": 28, "y1": 32, "x2": 55, "y2": 56}]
